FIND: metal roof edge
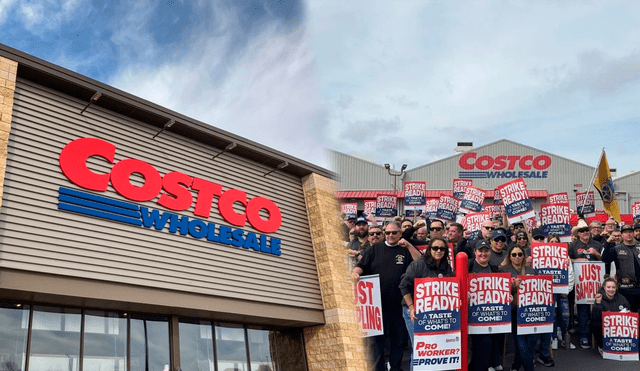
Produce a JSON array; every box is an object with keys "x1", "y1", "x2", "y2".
[{"x1": 0, "y1": 43, "x2": 335, "y2": 180}]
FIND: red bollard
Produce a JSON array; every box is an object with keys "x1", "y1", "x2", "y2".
[{"x1": 456, "y1": 252, "x2": 469, "y2": 371}]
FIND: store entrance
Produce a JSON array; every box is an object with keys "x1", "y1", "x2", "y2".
[{"x1": 0, "y1": 303, "x2": 307, "y2": 371}]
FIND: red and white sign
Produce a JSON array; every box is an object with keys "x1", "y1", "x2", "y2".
[
  {"x1": 459, "y1": 153, "x2": 552, "y2": 171},
  {"x1": 574, "y1": 261, "x2": 605, "y2": 304},
  {"x1": 462, "y1": 212, "x2": 491, "y2": 237},
  {"x1": 530, "y1": 242, "x2": 570, "y2": 294},
  {"x1": 496, "y1": 178, "x2": 535, "y2": 223},
  {"x1": 548, "y1": 192, "x2": 569, "y2": 204},
  {"x1": 602, "y1": 312, "x2": 639, "y2": 361},
  {"x1": 364, "y1": 199, "x2": 377, "y2": 217},
  {"x1": 59, "y1": 138, "x2": 282, "y2": 233},
  {"x1": 453, "y1": 179, "x2": 473, "y2": 199},
  {"x1": 354, "y1": 275, "x2": 384, "y2": 337},
  {"x1": 459, "y1": 186, "x2": 486, "y2": 214},
  {"x1": 341, "y1": 203, "x2": 358, "y2": 218}
]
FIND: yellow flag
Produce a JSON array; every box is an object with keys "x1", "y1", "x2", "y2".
[{"x1": 593, "y1": 151, "x2": 620, "y2": 222}]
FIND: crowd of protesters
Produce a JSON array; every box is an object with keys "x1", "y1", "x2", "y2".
[{"x1": 345, "y1": 211, "x2": 640, "y2": 371}]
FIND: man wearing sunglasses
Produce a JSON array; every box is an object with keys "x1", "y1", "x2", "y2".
[
  {"x1": 568, "y1": 219, "x2": 603, "y2": 349},
  {"x1": 429, "y1": 219, "x2": 446, "y2": 240},
  {"x1": 456, "y1": 220, "x2": 496, "y2": 260},
  {"x1": 489, "y1": 228, "x2": 508, "y2": 268},
  {"x1": 351, "y1": 221, "x2": 417, "y2": 371}
]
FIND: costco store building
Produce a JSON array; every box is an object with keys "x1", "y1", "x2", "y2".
[
  {"x1": 0, "y1": 45, "x2": 364, "y2": 371},
  {"x1": 331, "y1": 141, "x2": 640, "y2": 218}
]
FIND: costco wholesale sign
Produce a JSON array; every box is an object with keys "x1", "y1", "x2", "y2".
[
  {"x1": 458, "y1": 152, "x2": 551, "y2": 179},
  {"x1": 58, "y1": 138, "x2": 283, "y2": 256},
  {"x1": 354, "y1": 275, "x2": 383, "y2": 337}
]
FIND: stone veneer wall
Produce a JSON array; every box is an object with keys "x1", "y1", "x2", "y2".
[
  {"x1": 302, "y1": 173, "x2": 368, "y2": 371},
  {"x1": 0, "y1": 56, "x2": 17, "y2": 207}
]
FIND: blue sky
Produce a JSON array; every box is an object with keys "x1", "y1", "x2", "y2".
[{"x1": 2, "y1": 0, "x2": 640, "y2": 177}]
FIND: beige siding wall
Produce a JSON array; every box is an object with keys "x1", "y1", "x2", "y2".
[{"x1": 0, "y1": 77, "x2": 323, "y2": 316}]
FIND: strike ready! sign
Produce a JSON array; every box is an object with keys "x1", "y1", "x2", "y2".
[
  {"x1": 458, "y1": 152, "x2": 551, "y2": 179},
  {"x1": 58, "y1": 138, "x2": 283, "y2": 256}
]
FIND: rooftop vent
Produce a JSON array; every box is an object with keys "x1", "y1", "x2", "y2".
[{"x1": 454, "y1": 142, "x2": 473, "y2": 153}]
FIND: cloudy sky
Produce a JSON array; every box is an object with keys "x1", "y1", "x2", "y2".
[{"x1": 3, "y1": 0, "x2": 640, "y2": 176}]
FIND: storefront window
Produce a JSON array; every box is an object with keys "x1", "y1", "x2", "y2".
[
  {"x1": 0, "y1": 302, "x2": 304, "y2": 371},
  {"x1": 0, "y1": 304, "x2": 29, "y2": 371},
  {"x1": 28, "y1": 306, "x2": 81, "y2": 371},
  {"x1": 247, "y1": 329, "x2": 276, "y2": 371},
  {"x1": 215, "y1": 324, "x2": 248, "y2": 371},
  {"x1": 82, "y1": 311, "x2": 127, "y2": 371},
  {"x1": 178, "y1": 320, "x2": 214, "y2": 371},
  {"x1": 130, "y1": 316, "x2": 170, "y2": 371}
]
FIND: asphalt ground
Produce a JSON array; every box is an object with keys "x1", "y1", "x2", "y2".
[{"x1": 400, "y1": 335, "x2": 640, "y2": 370}]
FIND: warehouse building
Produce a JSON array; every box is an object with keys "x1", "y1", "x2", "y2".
[
  {"x1": 330, "y1": 140, "x2": 640, "y2": 217},
  {"x1": 0, "y1": 44, "x2": 364, "y2": 371}
]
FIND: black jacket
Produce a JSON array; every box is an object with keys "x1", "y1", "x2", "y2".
[
  {"x1": 591, "y1": 287, "x2": 631, "y2": 326},
  {"x1": 398, "y1": 256, "x2": 454, "y2": 299}
]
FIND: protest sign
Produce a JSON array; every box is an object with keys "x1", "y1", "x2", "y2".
[
  {"x1": 483, "y1": 204, "x2": 504, "y2": 219},
  {"x1": 363, "y1": 199, "x2": 377, "y2": 218},
  {"x1": 574, "y1": 261, "x2": 605, "y2": 304},
  {"x1": 517, "y1": 275, "x2": 554, "y2": 335},
  {"x1": 548, "y1": 192, "x2": 569, "y2": 204},
  {"x1": 341, "y1": 203, "x2": 358, "y2": 220},
  {"x1": 404, "y1": 181, "x2": 427, "y2": 206},
  {"x1": 632, "y1": 202, "x2": 640, "y2": 222},
  {"x1": 459, "y1": 186, "x2": 486, "y2": 214},
  {"x1": 468, "y1": 273, "x2": 512, "y2": 334},
  {"x1": 436, "y1": 195, "x2": 460, "y2": 222},
  {"x1": 602, "y1": 311, "x2": 639, "y2": 361},
  {"x1": 525, "y1": 216, "x2": 538, "y2": 231},
  {"x1": 406, "y1": 207, "x2": 426, "y2": 218},
  {"x1": 375, "y1": 195, "x2": 397, "y2": 217},
  {"x1": 539, "y1": 203, "x2": 572, "y2": 242},
  {"x1": 576, "y1": 191, "x2": 595, "y2": 216},
  {"x1": 496, "y1": 178, "x2": 535, "y2": 223},
  {"x1": 354, "y1": 275, "x2": 383, "y2": 337},
  {"x1": 493, "y1": 186, "x2": 502, "y2": 204},
  {"x1": 413, "y1": 277, "x2": 461, "y2": 370},
  {"x1": 453, "y1": 179, "x2": 473, "y2": 199},
  {"x1": 530, "y1": 242, "x2": 569, "y2": 294},
  {"x1": 425, "y1": 199, "x2": 439, "y2": 220},
  {"x1": 462, "y1": 212, "x2": 491, "y2": 241}
]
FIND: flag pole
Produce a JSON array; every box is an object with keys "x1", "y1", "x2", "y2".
[{"x1": 578, "y1": 148, "x2": 605, "y2": 214}]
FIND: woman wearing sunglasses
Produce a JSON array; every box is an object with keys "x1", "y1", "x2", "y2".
[
  {"x1": 501, "y1": 245, "x2": 538, "y2": 371},
  {"x1": 399, "y1": 237, "x2": 454, "y2": 369}
]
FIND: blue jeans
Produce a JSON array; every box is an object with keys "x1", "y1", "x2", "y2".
[
  {"x1": 538, "y1": 332, "x2": 551, "y2": 358},
  {"x1": 576, "y1": 304, "x2": 591, "y2": 340},
  {"x1": 554, "y1": 294, "x2": 569, "y2": 340},
  {"x1": 402, "y1": 305, "x2": 414, "y2": 370},
  {"x1": 514, "y1": 333, "x2": 538, "y2": 371}
]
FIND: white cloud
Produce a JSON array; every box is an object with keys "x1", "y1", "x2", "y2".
[
  {"x1": 109, "y1": 4, "x2": 329, "y2": 167},
  {"x1": 0, "y1": 0, "x2": 18, "y2": 25},
  {"x1": 306, "y1": 0, "x2": 640, "y2": 174},
  {"x1": 12, "y1": 0, "x2": 89, "y2": 33}
]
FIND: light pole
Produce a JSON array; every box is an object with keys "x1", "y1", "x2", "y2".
[{"x1": 384, "y1": 163, "x2": 407, "y2": 191}]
